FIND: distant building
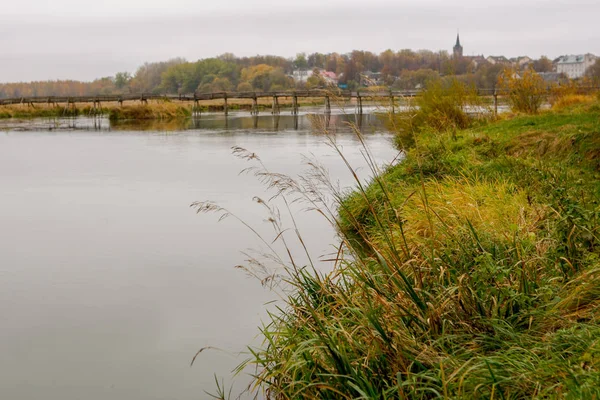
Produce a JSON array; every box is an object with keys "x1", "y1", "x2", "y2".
[
  {"x1": 291, "y1": 68, "x2": 338, "y2": 85},
  {"x1": 465, "y1": 55, "x2": 487, "y2": 70},
  {"x1": 486, "y1": 56, "x2": 511, "y2": 66},
  {"x1": 292, "y1": 69, "x2": 311, "y2": 83},
  {"x1": 320, "y1": 71, "x2": 339, "y2": 85},
  {"x1": 510, "y1": 56, "x2": 533, "y2": 68},
  {"x1": 453, "y1": 33, "x2": 463, "y2": 58},
  {"x1": 361, "y1": 71, "x2": 384, "y2": 86},
  {"x1": 538, "y1": 72, "x2": 568, "y2": 85},
  {"x1": 556, "y1": 54, "x2": 597, "y2": 79}
]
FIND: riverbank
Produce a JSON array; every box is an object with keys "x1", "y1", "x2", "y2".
[{"x1": 247, "y1": 96, "x2": 600, "y2": 397}]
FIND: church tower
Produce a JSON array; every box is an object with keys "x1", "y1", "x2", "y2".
[{"x1": 453, "y1": 33, "x2": 463, "y2": 58}]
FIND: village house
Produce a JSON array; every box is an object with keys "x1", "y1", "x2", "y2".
[
  {"x1": 510, "y1": 56, "x2": 533, "y2": 68},
  {"x1": 556, "y1": 54, "x2": 597, "y2": 79},
  {"x1": 486, "y1": 56, "x2": 511, "y2": 66},
  {"x1": 291, "y1": 68, "x2": 338, "y2": 85}
]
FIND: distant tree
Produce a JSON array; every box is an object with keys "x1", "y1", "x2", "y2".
[
  {"x1": 236, "y1": 82, "x2": 253, "y2": 92},
  {"x1": 211, "y1": 77, "x2": 233, "y2": 92},
  {"x1": 307, "y1": 53, "x2": 326, "y2": 69},
  {"x1": 586, "y1": 59, "x2": 600, "y2": 81},
  {"x1": 294, "y1": 53, "x2": 308, "y2": 70},
  {"x1": 239, "y1": 64, "x2": 291, "y2": 91},
  {"x1": 114, "y1": 72, "x2": 132, "y2": 90},
  {"x1": 393, "y1": 69, "x2": 439, "y2": 90},
  {"x1": 130, "y1": 58, "x2": 185, "y2": 94},
  {"x1": 533, "y1": 56, "x2": 553, "y2": 73}
]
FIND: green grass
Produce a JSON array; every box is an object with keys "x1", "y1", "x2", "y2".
[{"x1": 229, "y1": 99, "x2": 600, "y2": 399}]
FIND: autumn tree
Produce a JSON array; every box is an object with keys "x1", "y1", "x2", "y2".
[
  {"x1": 533, "y1": 56, "x2": 553, "y2": 73},
  {"x1": 586, "y1": 59, "x2": 600, "y2": 82},
  {"x1": 130, "y1": 58, "x2": 185, "y2": 93},
  {"x1": 114, "y1": 72, "x2": 132, "y2": 90},
  {"x1": 498, "y1": 67, "x2": 546, "y2": 114},
  {"x1": 294, "y1": 53, "x2": 308, "y2": 70}
]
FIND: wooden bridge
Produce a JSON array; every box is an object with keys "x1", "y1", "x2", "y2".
[
  {"x1": 0, "y1": 89, "x2": 494, "y2": 115},
  {"x1": 0, "y1": 87, "x2": 597, "y2": 115}
]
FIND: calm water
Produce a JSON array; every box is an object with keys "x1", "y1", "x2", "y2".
[{"x1": 0, "y1": 111, "x2": 397, "y2": 399}]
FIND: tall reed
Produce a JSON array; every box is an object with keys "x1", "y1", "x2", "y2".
[{"x1": 195, "y1": 95, "x2": 600, "y2": 399}]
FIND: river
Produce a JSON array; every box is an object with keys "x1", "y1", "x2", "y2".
[{"x1": 0, "y1": 110, "x2": 397, "y2": 399}]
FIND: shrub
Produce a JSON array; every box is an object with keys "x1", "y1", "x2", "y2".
[
  {"x1": 389, "y1": 78, "x2": 485, "y2": 149},
  {"x1": 498, "y1": 67, "x2": 546, "y2": 114}
]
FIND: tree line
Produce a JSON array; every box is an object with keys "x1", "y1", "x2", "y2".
[{"x1": 1, "y1": 50, "x2": 598, "y2": 99}]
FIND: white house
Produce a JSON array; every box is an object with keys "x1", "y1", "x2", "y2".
[
  {"x1": 556, "y1": 54, "x2": 597, "y2": 79},
  {"x1": 291, "y1": 69, "x2": 338, "y2": 85}
]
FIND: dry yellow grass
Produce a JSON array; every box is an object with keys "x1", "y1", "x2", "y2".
[{"x1": 551, "y1": 94, "x2": 596, "y2": 111}]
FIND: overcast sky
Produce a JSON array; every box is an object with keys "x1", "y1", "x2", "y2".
[{"x1": 1, "y1": 0, "x2": 598, "y2": 82}]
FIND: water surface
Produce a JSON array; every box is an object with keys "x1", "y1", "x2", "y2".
[{"x1": 0, "y1": 111, "x2": 397, "y2": 399}]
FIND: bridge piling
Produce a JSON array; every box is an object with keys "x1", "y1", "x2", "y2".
[
  {"x1": 292, "y1": 94, "x2": 298, "y2": 115},
  {"x1": 493, "y1": 90, "x2": 498, "y2": 118},
  {"x1": 251, "y1": 95, "x2": 259, "y2": 116},
  {"x1": 325, "y1": 95, "x2": 331, "y2": 114},
  {"x1": 224, "y1": 93, "x2": 228, "y2": 116},
  {"x1": 271, "y1": 96, "x2": 280, "y2": 115},
  {"x1": 356, "y1": 93, "x2": 363, "y2": 114}
]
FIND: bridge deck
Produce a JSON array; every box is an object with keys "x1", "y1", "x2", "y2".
[
  {"x1": 0, "y1": 89, "x2": 495, "y2": 106},
  {"x1": 0, "y1": 87, "x2": 597, "y2": 107}
]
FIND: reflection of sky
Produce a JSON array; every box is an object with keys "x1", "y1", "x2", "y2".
[{"x1": 0, "y1": 118, "x2": 397, "y2": 400}]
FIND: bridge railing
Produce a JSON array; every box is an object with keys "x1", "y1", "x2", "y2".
[{"x1": 1, "y1": 87, "x2": 599, "y2": 106}]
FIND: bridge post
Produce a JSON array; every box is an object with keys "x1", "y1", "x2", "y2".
[
  {"x1": 493, "y1": 89, "x2": 498, "y2": 118},
  {"x1": 63, "y1": 99, "x2": 70, "y2": 116},
  {"x1": 292, "y1": 93, "x2": 298, "y2": 115},
  {"x1": 251, "y1": 94, "x2": 259, "y2": 116},
  {"x1": 389, "y1": 91, "x2": 395, "y2": 114},
  {"x1": 272, "y1": 95, "x2": 280, "y2": 115},
  {"x1": 224, "y1": 93, "x2": 228, "y2": 116},
  {"x1": 325, "y1": 95, "x2": 331, "y2": 114},
  {"x1": 356, "y1": 92, "x2": 363, "y2": 114},
  {"x1": 194, "y1": 97, "x2": 200, "y2": 117}
]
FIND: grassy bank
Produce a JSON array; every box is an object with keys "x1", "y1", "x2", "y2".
[
  {"x1": 0, "y1": 101, "x2": 193, "y2": 120},
  {"x1": 236, "y1": 97, "x2": 600, "y2": 398}
]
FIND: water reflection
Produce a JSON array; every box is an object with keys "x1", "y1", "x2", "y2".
[
  {"x1": 111, "y1": 112, "x2": 380, "y2": 133},
  {"x1": 0, "y1": 109, "x2": 384, "y2": 134}
]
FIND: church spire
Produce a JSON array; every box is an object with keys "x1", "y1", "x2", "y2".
[{"x1": 453, "y1": 30, "x2": 463, "y2": 58}]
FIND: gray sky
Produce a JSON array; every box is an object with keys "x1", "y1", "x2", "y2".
[{"x1": 1, "y1": 0, "x2": 598, "y2": 82}]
